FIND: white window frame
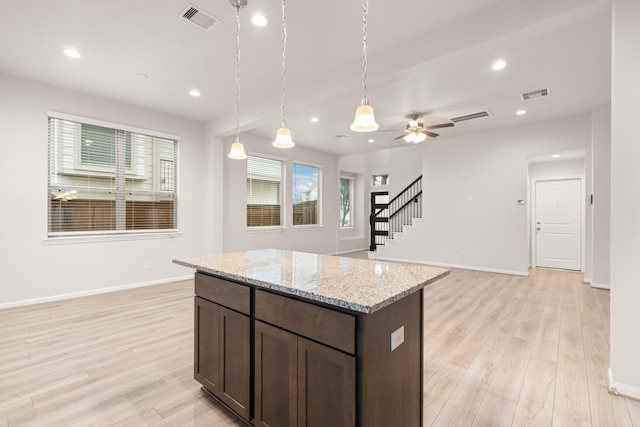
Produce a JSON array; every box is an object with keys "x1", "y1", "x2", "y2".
[
  {"x1": 47, "y1": 111, "x2": 180, "y2": 240},
  {"x1": 372, "y1": 173, "x2": 389, "y2": 187},
  {"x1": 339, "y1": 175, "x2": 355, "y2": 229},
  {"x1": 246, "y1": 153, "x2": 286, "y2": 230},
  {"x1": 292, "y1": 160, "x2": 322, "y2": 228}
]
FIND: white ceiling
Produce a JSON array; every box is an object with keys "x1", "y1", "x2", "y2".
[{"x1": 0, "y1": 0, "x2": 612, "y2": 156}]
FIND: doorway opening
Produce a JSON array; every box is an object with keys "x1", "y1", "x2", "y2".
[{"x1": 528, "y1": 151, "x2": 586, "y2": 272}]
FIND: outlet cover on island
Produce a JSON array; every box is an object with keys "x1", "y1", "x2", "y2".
[{"x1": 391, "y1": 325, "x2": 405, "y2": 351}]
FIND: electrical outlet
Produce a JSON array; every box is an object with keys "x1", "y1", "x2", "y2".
[
  {"x1": 391, "y1": 326, "x2": 405, "y2": 352},
  {"x1": 145, "y1": 262, "x2": 152, "y2": 270}
]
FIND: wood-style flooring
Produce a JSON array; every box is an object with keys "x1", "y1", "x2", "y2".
[{"x1": 1, "y1": 257, "x2": 638, "y2": 426}]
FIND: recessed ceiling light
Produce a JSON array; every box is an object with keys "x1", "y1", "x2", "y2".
[
  {"x1": 551, "y1": 154, "x2": 561, "y2": 158},
  {"x1": 64, "y1": 48, "x2": 81, "y2": 58},
  {"x1": 491, "y1": 59, "x2": 506, "y2": 71},
  {"x1": 516, "y1": 109, "x2": 527, "y2": 115},
  {"x1": 252, "y1": 14, "x2": 267, "y2": 26},
  {"x1": 368, "y1": 139, "x2": 375, "y2": 143},
  {"x1": 189, "y1": 89, "x2": 201, "y2": 97},
  {"x1": 310, "y1": 117, "x2": 319, "y2": 123}
]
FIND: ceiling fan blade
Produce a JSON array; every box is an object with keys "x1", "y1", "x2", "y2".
[
  {"x1": 426, "y1": 131, "x2": 439, "y2": 138},
  {"x1": 393, "y1": 134, "x2": 406, "y2": 140},
  {"x1": 426, "y1": 122, "x2": 454, "y2": 130}
]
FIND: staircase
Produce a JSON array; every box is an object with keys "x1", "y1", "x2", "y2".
[{"x1": 369, "y1": 175, "x2": 422, "y2": 252}]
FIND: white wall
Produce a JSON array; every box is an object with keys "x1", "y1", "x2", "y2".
[
  {"x1": 0, "y1": 74, "x2": 209, "y2": 307},
  {"x1": 591, "y1": 105, "x2": 611, "y2": 288},
  {"x1": 203, "y1": 124, "x2": 225, "y2": 256},
  {"x1": 378, "y1": 114, "x2": 593, "y2": 275},
  {"x1": 529, "y1": 158, "x2": 585, "y2": 179},
  {"x1": 222, "y1": 133, "x2": 339, "y2": 254},
  {"x1": 610, "y1": 0, "x2": 640, "y2": 399}
]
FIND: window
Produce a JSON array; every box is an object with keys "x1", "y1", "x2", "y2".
[
  {"x1": 372, "y1": 174, "x2": 388, "y2": 186},
  {"x1": 48, "y1": 115, "x2": 178, "y2": 236},
  {"x1": 247, "y1": 155, "x2": 284, "y2": 227},
  {"x1": 339, "y1": 176, "x2": 354, "y2": 228},
  {"x1": 292, "y1": 163, "x2": 320, "y2": 226}
]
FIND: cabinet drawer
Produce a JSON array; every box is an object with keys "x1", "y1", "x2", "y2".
[
  {"x1": 195, "y1": 273, "x2": 250, "y2": 315},
  {"x1": 255, "y1": 290, "x2": 355, "y2": 354}
]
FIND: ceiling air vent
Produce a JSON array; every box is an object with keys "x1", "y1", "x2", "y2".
[
  {"x1": 182, "y1": 5, "x2": 220, "y2": 30},
  {"x1": 449, "y1": 110, "x2": 491, "y2": 123},
  {"x1": 521, "y1": 88, "x2": 550, "y2": 100}
]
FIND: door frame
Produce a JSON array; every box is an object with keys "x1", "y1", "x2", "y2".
[{"x1": 530, "y1": 175, "x2": 585, "y2": 272}]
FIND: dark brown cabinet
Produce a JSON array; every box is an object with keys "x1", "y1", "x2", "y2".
[
  {"x1": 194, "y1": 272, "x2": 424, "y2": 427},
  {"x1": 194, "y1": 273, "x2": 251, "y2": 421},
  {"x1": 254, "y1": 321, "x2": 355, "y2": 427}
]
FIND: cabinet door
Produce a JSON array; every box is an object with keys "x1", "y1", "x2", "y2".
[
  {"x1": 297, "y1": 337, "x2": 355, "y2": 427},
  {"x1": 255, "y1": 321, "x2": 297, "y2": 427},
  {"x1": 194, "y1": 297, "x2": 220, "y2": 394},
  {"x1": 219, "y1": 306, "x2": 250, "y2": 420}
]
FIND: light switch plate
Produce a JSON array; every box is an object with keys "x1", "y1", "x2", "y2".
[{"x1": 391, "y1": 325, "x2": 405, "y2": 351}]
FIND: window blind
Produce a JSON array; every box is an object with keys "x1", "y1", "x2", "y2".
[
  {"x1": 292, "y1": 163, "x2": 320, "y2": 226},
  {"x1": 246, "y1": 155, "x2": 283, "y2": 227},
  {"x1": 48, "y1": 116, "x2": 178, "y2": 236}
]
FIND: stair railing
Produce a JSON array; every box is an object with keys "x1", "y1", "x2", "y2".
[{"x1": 369, "y1": 176, "x2": 422, "y2": 251}]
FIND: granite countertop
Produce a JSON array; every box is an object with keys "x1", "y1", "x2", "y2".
[{"x1": 174, "y1": 249, "x2": 449, "y2": 314}]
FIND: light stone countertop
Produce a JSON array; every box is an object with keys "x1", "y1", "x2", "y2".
[{"x1": 173, "y1": 249, "x2": 449, "y2": 314}]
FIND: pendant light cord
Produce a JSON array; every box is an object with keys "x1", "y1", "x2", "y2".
[
  {"x1": 235, "y1": 5, "x2": 241, "y2": 142},
  {"x1": 361, "y1": 0, "x2": 369, "y2": 106},
  {"x1": 281, "y1": 0, "x2": 287, "y2": 128}
]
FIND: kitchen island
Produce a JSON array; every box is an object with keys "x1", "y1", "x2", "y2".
[{"x1": 174, "y1": 249, "x2": 449, "y2": 427}]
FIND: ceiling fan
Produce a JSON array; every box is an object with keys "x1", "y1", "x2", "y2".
[{"x1": 390, "y1": 114, "x2": 454, "y2": 143}]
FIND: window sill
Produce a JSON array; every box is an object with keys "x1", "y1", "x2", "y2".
[
  {"x1": 245, "y1": 226, "x2": 287, "y2": 233},
  {"x1": 291, "y1": 224, "x2": 323, "y2": 231},
  {"x1": 43, "y1": 231, "x2": 182, "y2": 245}
]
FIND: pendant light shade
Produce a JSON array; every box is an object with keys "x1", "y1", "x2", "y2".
[
  {"x1": 350, "y1": 104, "x2": 379, "y2": 132},
  {"x1": 351, "y1": 0, "x2": 378, "y2": 133},
  {"x1": 228, "y1": 139, "x2": 247, "y2": 159},
  {"x1": 227, "y1": 1, "x2": 247, "y2": 160},
  {"x1": 273, "y1": 0, "x2": 295, "y2": 148},
  {"x1": 273, "y1": 127, "x2": 295, "y2": 148}
]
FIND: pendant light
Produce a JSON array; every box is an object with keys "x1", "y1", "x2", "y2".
[
  {"x1": 350, "y1": 0, "x2": 379, "y2": 132},
  {"x1": 228, "y1": 0, "x2": 247, "y2": 160},
  {"x1": 273, "y1": 0, "x2": 295, "y2": 148}
]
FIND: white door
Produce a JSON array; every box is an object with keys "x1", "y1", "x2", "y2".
[{"x1": 534, "y1": 178, "x2": 582, "y2": 270}]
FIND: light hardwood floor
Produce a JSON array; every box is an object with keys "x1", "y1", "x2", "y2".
[{"x1": 1, "y1": 258, "x2": 639, "y2": 426}]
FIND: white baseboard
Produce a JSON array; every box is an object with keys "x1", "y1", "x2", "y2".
[
  {"x1": 608, "y1": 368, "x2": 640, "y2": 401},
  {"x1": 333, "y1": 247, "x2": 369, "y2": 255},
  {"x1": 371, "y1": 255, "x2": 529, "y2": 277},
  {"x1": 584, "y1": 277, "x2": 610, "y2": 290},
  {"x1": 0, "y1": 275, "x2": 193, "y2": 311}
]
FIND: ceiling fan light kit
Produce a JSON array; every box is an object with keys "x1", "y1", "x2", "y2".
[
  {"x1": 404, "y1": 132, "x2": 426, "y2": 144},
  {"x1": 389, "y1": 114, "x2": 455, "y2": 143}
]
